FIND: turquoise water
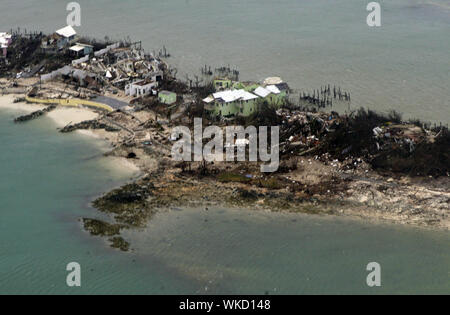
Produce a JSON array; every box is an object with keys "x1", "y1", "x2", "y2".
[
  {"x1": 1, "y1": 0, "x2": 449, "y2": 123},
  {"x1": 0, "y1": 109, "x2": 449, "y2": 294},
  {"x1": 0, "y1": 109, "x2": 197, "y2": 294}
]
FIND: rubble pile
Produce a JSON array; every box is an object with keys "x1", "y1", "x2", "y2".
[
  {"x1": 276, "y1": 108, "x2": 449, "y2": 177},
  {"x1": 71, "y1": 44, "x2": 164, "y2": 93},
  {"x1": 277, "y1": 108, "x2": 339, "y2": 155}
]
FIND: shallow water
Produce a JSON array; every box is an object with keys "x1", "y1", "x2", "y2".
[
  {"x1": 1, "y1": 0, "x2": 449, "y2": 123},
  {"x1": 124, "y1": 207, "x2": 450, "y2": 294},
  {"x1": 0, "y1": 108, "x2": 196, "y2": 294},
  {"x1": 0, "y1": 108, "x2": 449, "y2": 294}
]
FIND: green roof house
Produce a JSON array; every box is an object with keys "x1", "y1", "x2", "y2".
[{"x1": 158, "y1": 90, "x2": 177, "y2": 105}]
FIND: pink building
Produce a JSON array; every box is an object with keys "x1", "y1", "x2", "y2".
[{"x1": 0, "y1": 33, "x2": 12, "y2": 58}]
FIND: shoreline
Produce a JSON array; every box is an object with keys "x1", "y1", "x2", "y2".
[
  {"x1": 0, "y1": 94, "x2": 99, "y2": 125},
  {"x1": 1, "y1": 93, "x2": 448, "y2": 253},
  {"x1": 0, "y1": 95, "x2": 141, "y2": 174}
]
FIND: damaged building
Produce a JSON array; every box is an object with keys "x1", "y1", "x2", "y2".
[{"x1": 125, "y1": 79, "x2": 157, "y2": 97}]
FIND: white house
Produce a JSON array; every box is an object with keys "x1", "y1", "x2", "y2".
[{"x1": 125, "y1": 79, "x2": 157, "y2": 97}]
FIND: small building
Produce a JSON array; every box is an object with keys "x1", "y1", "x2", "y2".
[
  {"x1": 69, "y1": 43, "x2": 94, "y2": 56},
  {"x1": 0, "y1": 32, "x2": 12, "y2": 58},
  {"x1": 125, "y1": 79, "x2": 157, "y2": 97},
  {"x1": 158, "y1": 91, "x2": 177, "y2": 105}
]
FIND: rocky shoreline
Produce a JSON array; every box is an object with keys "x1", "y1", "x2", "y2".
[{"x1": 86, "y1": 151, "x2": 449, "y2": 251}]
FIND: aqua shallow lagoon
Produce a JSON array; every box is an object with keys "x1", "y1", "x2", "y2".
[
  {"x1": 0, "y1": 109, "x2": 448, "y2": 294},
  {"x1": 0, "y1": 109, "x2": 195, "y2": 294}
]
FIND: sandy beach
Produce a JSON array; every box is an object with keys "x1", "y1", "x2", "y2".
[
  {"x1": 0, "y1": 94, "x2": 140, "y2": 174},
  {"x1": 0, "y1": 94, "x2": 99, "y2": 125}
]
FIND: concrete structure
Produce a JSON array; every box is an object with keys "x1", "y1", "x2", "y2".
[
  {"x1": 143, "y1": 70, "x2": 163, "y2": 83},
  {"x1": 158, "y1": 90, "x2": 177, "y2": 105},
  {"x1": 125, "y1": 79, "x2": 157, "y2": 97}
]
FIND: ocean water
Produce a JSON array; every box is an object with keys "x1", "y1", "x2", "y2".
[
  {"x1": 0, "y1": 108, "x2": 449, "y2": 294},
  {"x1": 1, "y1": 0, "x2": 449, "y2": 123}
]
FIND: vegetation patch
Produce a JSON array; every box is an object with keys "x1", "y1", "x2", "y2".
[
  {"x1": 218, "y1": 172, "x2": 252, "y2": 183},
  {"x1": 83, "y1": 218, "x2": 121, "y2": 237},
  {"x1": 93, "y1": 183, "x2": 151, "y2": 213},
  {"x1": 257, "y1": 177, "x2": 284, "y2": 190},
  {"x1": 109, "y1": 237, "x2": 130, "y2": 252}
]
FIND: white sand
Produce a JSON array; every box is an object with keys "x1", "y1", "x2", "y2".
[{"x1": 46, "y1": 107, "x2": 99, "y2": 127}]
